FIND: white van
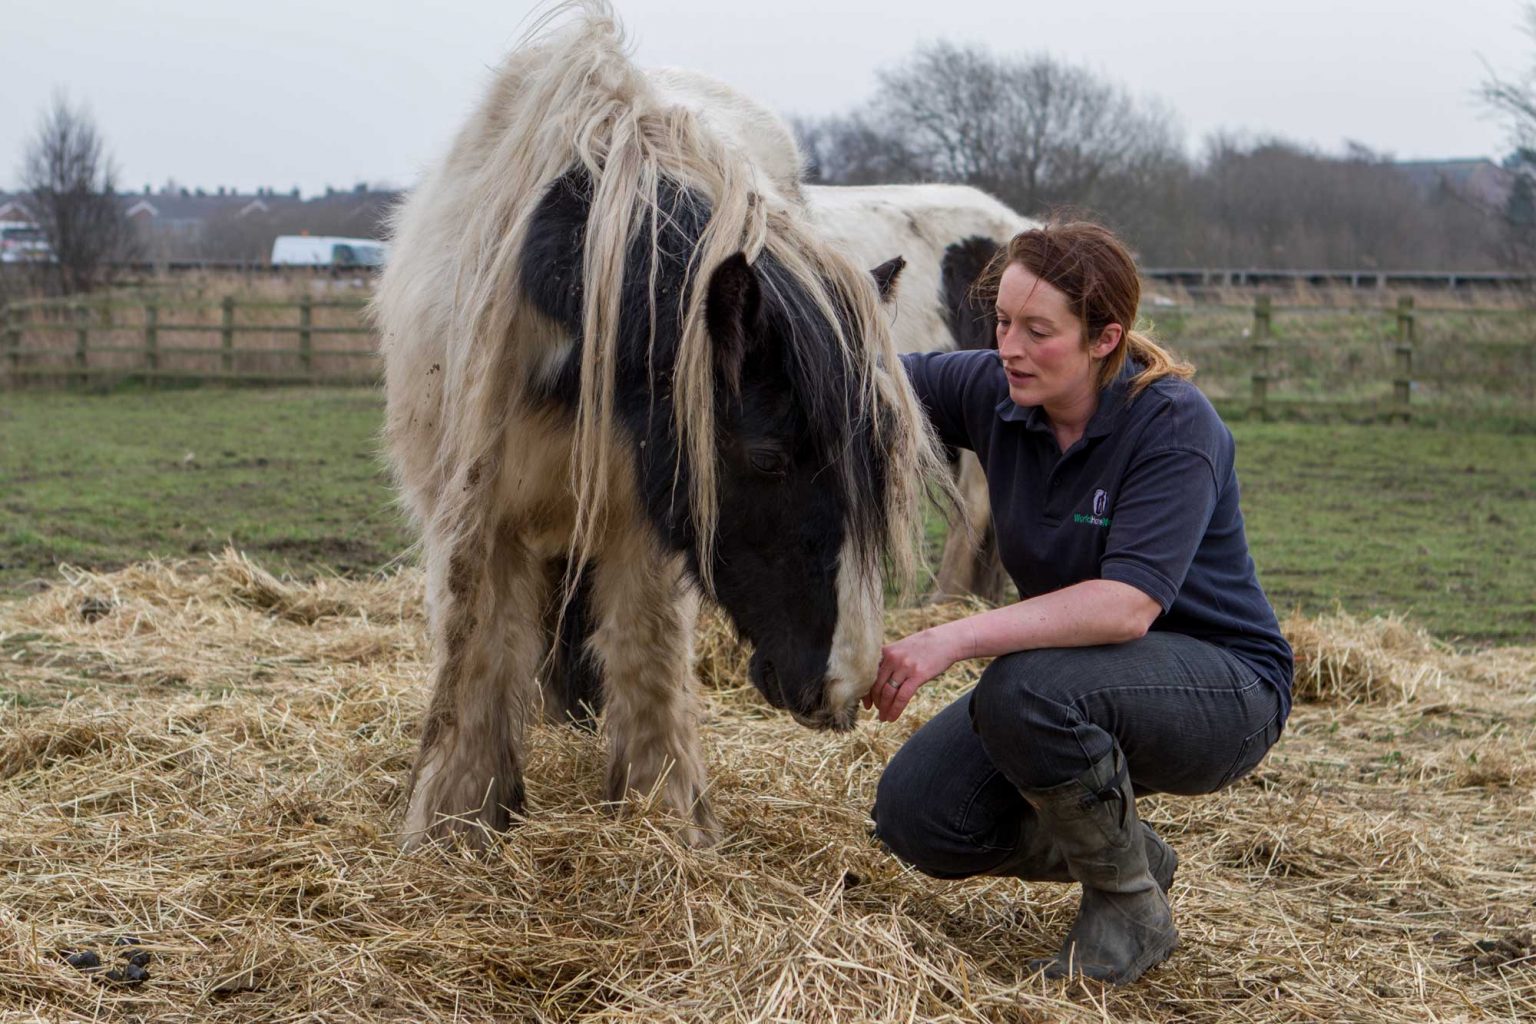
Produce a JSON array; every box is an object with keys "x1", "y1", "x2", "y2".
[{"x1": 270, "y1": 235, "x2": 386, "y2": 268}]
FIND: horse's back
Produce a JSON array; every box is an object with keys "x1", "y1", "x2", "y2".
[
  {"x1": 806, "y1": 183, "x2": 1028, "y2": 244},
  {"x1": 804, "y1": 183, "x2": 1032, "y2": 355}
]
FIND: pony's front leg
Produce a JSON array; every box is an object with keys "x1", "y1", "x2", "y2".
[
  {"x1": 590, "y1": 537, "x2": 719, "y2": 846},
  {"x1": 402, "y1": 523, "x2": 544, "y2": 851}
]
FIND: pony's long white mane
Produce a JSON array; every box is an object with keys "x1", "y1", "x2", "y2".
[{"x1": 383, "y1": 0, "x2": 944, "y2": 589}]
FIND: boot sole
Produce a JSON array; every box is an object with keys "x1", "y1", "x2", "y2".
[{"x1": 1033, "y1": 930, "x2": 1180, "y2": 985}]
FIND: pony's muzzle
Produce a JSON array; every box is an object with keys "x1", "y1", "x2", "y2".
[
  {"x1": 750, "y1": 651, "x2": 857, "y2": 731},
  {"x1": 790, "y1": 700, "x2": 860, "y2": 733}
]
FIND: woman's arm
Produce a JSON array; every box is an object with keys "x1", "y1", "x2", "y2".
[
  {"x1": 865, "y1": 579, "x2": 1162, "y2": 722},
  {"x1": 899, "y1": 350, "x2": 1000, "y2": 453}
]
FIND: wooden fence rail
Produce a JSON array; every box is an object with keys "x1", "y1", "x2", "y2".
[
  {"x1": 1, "y1": 295, "x2": 375, "y2": 386},
  {"x1": 1243, "y1": 294, "x2": 1437, "y2": 422},
  {"x1": 4, "y1": 293, "x2": 1535, "y2": 421}
]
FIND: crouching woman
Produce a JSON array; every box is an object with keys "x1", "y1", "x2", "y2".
[{"x1": 867, "y1": 222, "x2": 1293, "y2": 985}]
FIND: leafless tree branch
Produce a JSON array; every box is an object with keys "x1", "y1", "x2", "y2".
[{"x1": 21, "y1": 91, "x2": 138, "y2": 294}]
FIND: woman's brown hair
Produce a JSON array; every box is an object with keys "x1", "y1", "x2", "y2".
[{"x1": 976, "y1": 220, "x2": 1193, "y2": 396}]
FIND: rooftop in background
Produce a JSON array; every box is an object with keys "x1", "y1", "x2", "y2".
[
  {"x1": 0, "y1": 184, "x2": 401, "y2": 226},
  {"x1": 0, "y1": 186, "x2": 401, "y2": 262}
]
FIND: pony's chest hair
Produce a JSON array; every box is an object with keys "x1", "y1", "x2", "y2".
[{"x1": 493, "y1": 406, "x2": 642, "y2": 560}]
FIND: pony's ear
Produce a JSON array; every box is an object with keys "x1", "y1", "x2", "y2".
[
  {"x1": 705, "y1": 251, "x2": 762, "y2": 392},
  {"x1": 870, "y1": 255, "x2": 906, "y2": 302},
  {"x1": 521, "y1": 169, "x2": 593, "y2": 331}
]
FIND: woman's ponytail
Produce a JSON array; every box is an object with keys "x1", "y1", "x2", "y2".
[{"x1": 1121, "y1": 329, "x2": 1194, "y2": 396}]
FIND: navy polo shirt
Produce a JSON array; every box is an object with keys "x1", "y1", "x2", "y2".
[{"x1": 902, "y1": 349, "x2": 1294, "y2": 718}]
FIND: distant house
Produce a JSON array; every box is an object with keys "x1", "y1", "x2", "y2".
[
  {"x1": 0, "y1": 183, "x2": 403, "y2": 261},
  {"x1": 0, "y1": 194, "x2": 36, "y2": 224},
  {"x1": 1394, "y1": 159, "x2": 1513, "y2": 209},
  {"x1": 3, "y1": 187, "x2": 303, "y2": 227},
  {"x1": 0, "y1": 185, "x2": 401, "y2": 261},
  {"x1": 123, "y1": 191, "x2": 299, "y2": 233}
]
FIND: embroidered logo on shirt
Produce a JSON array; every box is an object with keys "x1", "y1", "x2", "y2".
[{"x1": 1075, "y1": 488, "x2": 1112, "y2": 527}]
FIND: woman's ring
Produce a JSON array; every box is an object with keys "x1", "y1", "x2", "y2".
[{"x1": 885, "y1": 677, "x2": 902, "y2": 690}]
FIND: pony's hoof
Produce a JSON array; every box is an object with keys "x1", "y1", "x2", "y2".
[
  {"x1": 397, "y1": 812, "x2": 503, "y2": 853},
  {"x1": 678, "y1": 825, "x2": 718, "y2": 849},
  {"x1": 400, "y1": 776, "x2": 523, "y2": 853},
  {"x1": 681, "y1": 802, "x2": 721, "y2": 849}
]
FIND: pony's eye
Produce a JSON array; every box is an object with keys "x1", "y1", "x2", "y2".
[{"x1": 748, "y1": 449, "x2": 790, "y2": 476}]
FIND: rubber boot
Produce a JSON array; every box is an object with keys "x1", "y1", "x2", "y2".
[
  {"x1": 1022, "y1": 747, "x2": 1179, "y2": 984},
  {"x1": 989, "y1": 815, "x2": 1178, "y2": 893}
]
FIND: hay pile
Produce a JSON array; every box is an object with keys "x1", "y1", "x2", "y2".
[{"x1": 1, "y1": 553, "x2": 1533, "y2": 1023}]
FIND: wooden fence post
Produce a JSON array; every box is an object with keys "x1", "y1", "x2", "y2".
[
  {"x1": 1393, "y1": 296, "x2": 1415, "y2": 424},
  {"x1": 144, "y1": 302, "x2": 159, "y2": 378},
  {"x1": 299, "y1": 293, "x2": 313, "y2": 376},
  {"x1": 221, "y1": 295, "x2": 236, "y2": 375},
  {"x1": 74, "y1": 303, "x2": 89, "y2": 387},
  {"x1": 2, "y1": 304, "x2": 19, "y2": 383},
  {"x1": 1251, "y1": 294, "x2": 1273, "y2": 420}
]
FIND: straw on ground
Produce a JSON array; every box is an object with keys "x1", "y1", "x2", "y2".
[{"x1": 1, "y1": 551, "x2": 1532, "y2": 1022}]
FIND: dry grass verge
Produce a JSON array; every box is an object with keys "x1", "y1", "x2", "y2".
[{"x1": 1, "y1": 553, "x2": 1532, "y2": 1022}]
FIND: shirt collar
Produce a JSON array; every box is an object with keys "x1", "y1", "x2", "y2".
[{"x1": 995, "y1": 358, "x2": 1143, "y2": 437}]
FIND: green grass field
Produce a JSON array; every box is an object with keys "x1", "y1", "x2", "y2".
[
  {"x1": 2, "y1": 387, "x2": 1533, "y2": 644},
  {"x1": 0, "y1": 388, "x2": 412, "y2": 586}
]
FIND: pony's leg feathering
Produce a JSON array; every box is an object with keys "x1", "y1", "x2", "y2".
[
  {"x1": 402, "y1": 518, "x2": 544, "y2": 851},
  {"x1": 589, "y1": 529, "x2": 719, "y2": 847}
]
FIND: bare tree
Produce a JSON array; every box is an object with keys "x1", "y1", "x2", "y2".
[
  {"x1": 1482, "y1": 5, "x2": 1536, "y2": 150},
  {"x1": 795, "y1": 41, "x2": 1198, "y2": 267},
  {"x1": 800, "y1": 38, "x2": 1503, "y2": 270},
  {"x1": 1480, "y1": 4, "x2": 1536, "y2": 266},
  {"x1": 21, "y1": 92, "x2": 137, "y2": 293},
  {"x1": 795, "y1": 114, "x2": 925, "y2": 185},
  {"x1": 1180, "y1": 135, "x2": 1504, "y2": 270},
  {"x1": 801, "y1": 43, "x2": 1185, "y2": 224}
]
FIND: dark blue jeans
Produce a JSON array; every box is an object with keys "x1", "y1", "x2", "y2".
[{"x1": 871, "y1": 632, "x2": 1285, "y2": 880}]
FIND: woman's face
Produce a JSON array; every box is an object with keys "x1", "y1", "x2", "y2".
[{"x1": 994, "y1": 262, "x2": 1119, "y2": 414}]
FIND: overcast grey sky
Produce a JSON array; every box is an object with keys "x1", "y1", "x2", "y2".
[{"x1": 4, "y1": 1, "x2": 1533, "y2": 197}]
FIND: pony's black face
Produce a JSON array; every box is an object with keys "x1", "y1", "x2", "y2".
[
  {"x1": 522, "y1": 170, "x2": 903, "y2": 730},
  {"x1": 704, "y1": 254, "x2": 889, "y2": 729}
]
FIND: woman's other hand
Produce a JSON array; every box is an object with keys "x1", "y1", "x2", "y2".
[{"x1": 865, "y1": 626, "x2": 967, "y2": 722}]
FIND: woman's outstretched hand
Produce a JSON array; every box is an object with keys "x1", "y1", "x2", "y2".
[
  {"x1": 862, "y1": 581, "x2": 1160, "y2": 722},
  {"x1": 864, "y1": 627, "x2": 966, "y2": 722}
]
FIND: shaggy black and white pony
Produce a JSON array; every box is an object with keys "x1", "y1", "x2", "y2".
[
  {"x1": 372, "y1": 2, "x2": 946, "y2": 849},
  {"x1": 805, "y1": 184, "x2": 1034, "y2": 601}
]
